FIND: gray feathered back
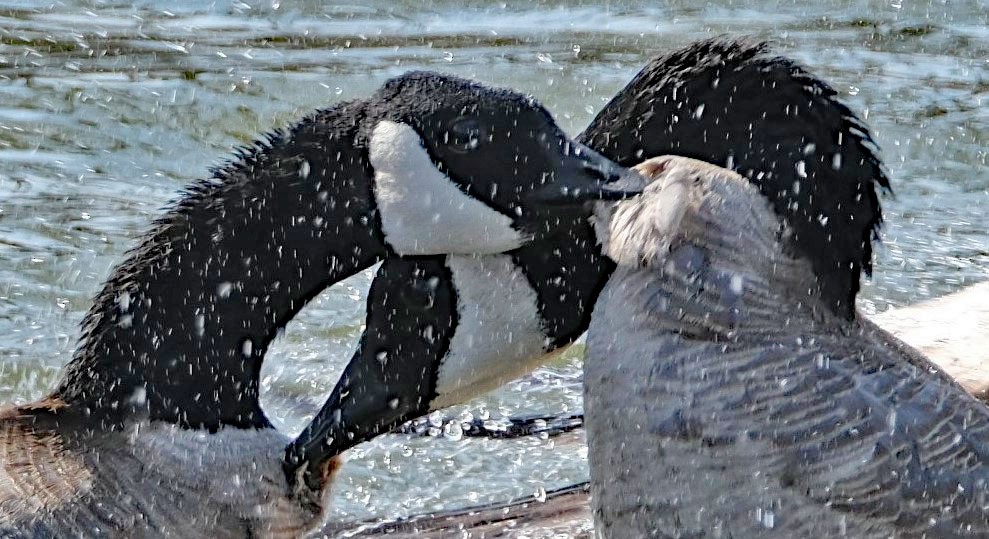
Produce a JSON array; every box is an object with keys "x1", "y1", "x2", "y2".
[{"x1": 586, "y1": 156, "x2": 989, "y2": 538}]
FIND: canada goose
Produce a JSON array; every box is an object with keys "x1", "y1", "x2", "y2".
[
  {"x1": 287, "y1": 39, "x2": 989, "y2": 537},
  {"x1": 586, "y1": 155, "x2": 988, "y2": 537},
  {"x1": 286, "y1": 39, "x2": 889, "y2": 493},
  {"x1": 0, "y1": 71, "x2": 632, "y2": 537}
]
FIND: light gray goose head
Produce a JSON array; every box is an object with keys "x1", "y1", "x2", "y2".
[
  {"x1": 0, "y1": 72, "x2": 634, "y2": 536},
  {"x1": 592, "y1": 155, "x2": 829, "y2": 327}
]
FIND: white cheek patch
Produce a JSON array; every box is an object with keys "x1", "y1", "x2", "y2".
[
  {"x1": 432, "y1": 254, "x2": 561, "y2": 409},
  {"x1": 368, "y1": 120, "x2": 527, "y2": 256}
]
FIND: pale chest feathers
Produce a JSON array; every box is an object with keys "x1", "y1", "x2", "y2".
[
  {"x1": 368, "y1": 120, "x2": 527, "y2": 256},
  {"x1": 0, "y1": 422, "x2": 319, "y2": 539},
  {"x1": 130, "y1": 422, "x2": 290, "y2": 489},
  {"x1": 129, "y1": 424, "x2": 320, "y2": 538},
  {"x1": 431, "y1": 254, "x2": 561, "y2": 409}
]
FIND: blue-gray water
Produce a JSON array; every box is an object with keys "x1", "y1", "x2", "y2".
[{"x1": 0, "y1": 0, "x2": 986, "y2": 523}]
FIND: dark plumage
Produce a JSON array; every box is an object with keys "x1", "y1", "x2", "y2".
[
  {"x1": 582, "y1": 39, "x2": 889, "y2": 319},
  {"x1": 59, "y1": 98, "x2": 382, "y2": 430},
  {"x1": 2, "y1": 97, "x2": 376, "y2": 537}
]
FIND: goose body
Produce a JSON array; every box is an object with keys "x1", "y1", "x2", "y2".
[
  {"x1": 0, "y1": 402, "x2": 315, "y2": 538},
  {"x1": 0, "y1": 71, "x2": 627, "y2": 536},
  {"x1": 586, "y1": 156, "x2": 989, "y2": 537}
]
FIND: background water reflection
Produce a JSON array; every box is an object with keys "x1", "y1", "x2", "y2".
[{"x1": 0, "y1": 0, "x2": 986, "y2": 522}]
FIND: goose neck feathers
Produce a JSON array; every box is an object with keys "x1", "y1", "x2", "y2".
[
  {"x1": 582, "y1": 39, "x2": 890, "y2": 319},
  {"x1": 56, "y1": 99, "x2": 385, "y2": 430}
]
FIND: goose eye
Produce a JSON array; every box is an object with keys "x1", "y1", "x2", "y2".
[{"x1": 444, "y1": 117, "x2": 484, "y2": 153}]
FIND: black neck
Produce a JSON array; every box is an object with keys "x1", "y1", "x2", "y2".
[
  {"x1": 513, "y1": 212, "x2": 614, "y2": 349},
  {"x1": 55, "y1": 101, "x2": 385, "y2": 430}
]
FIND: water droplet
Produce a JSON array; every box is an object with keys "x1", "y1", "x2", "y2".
[
  {"x1": 729, "y1": 274, "x2": 744, "y2": 294},
  {"x1": 217, "y1": 281, "x2": 233, "y2": 299},
  {"x1": 117, "y1": 291, "x2": 131, "y2": 312},
  {"x1": 762, "y1": 509, "x2": 775, "y2": 528},
  {"x1": 298, "y1": 160, "x2": 311, "y2": 179},
  {"x1": 129, "y1": 386, "x2": 147, "y2": 406},
  {"x1": 443, "y1": 422, "x2": 463, "y2": 441},
  {"x1": 241, "y1": 338, "x2": 253, "y2": 357}
]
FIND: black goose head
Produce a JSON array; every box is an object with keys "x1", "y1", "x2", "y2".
[{"x1": 361, "y1": 71, "x2": 636, "y2": 256}]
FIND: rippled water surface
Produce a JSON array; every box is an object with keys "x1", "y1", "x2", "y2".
[{"x1": 1, "y1": 0, "x2": 987, "y2": 524}]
